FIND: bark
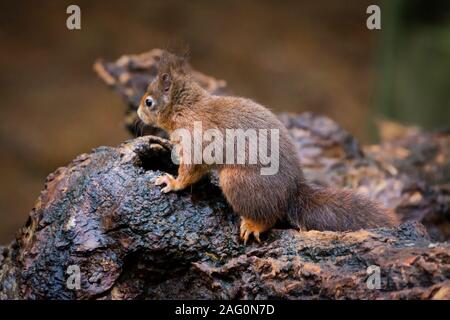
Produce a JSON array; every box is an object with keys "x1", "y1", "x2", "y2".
[{"x1": 0, "y1": 49, "x2": 449, "y2": 300}]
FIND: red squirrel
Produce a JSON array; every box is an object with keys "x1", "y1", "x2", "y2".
[{"x1": 137, "y1": 52, "x2": 398, "y2": 243}]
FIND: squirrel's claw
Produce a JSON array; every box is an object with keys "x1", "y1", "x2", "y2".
[
  {"x1": 240, "y1": 228, "x2": 250, "y2": 244},
  {"x1": 155, "y1": 174, "x2": 176, "y2": 193},
  {"x1": 254, "y1": 231, "x2": 261, "y2": 243},
  {"x1": 241, "y1": 229, "x2": 261, "y2": 244},
  {"x1": 155, "y1": 174, "x2": 172, "y2": 186},
  {"x1": 240, "y1": 218, "x2": 266, "y2": 244}
]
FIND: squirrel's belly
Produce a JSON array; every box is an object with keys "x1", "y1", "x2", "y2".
[{"x1": 218, "y1": 165, "x2": 295, "y2": 222}]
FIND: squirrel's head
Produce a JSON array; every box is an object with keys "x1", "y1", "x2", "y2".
[{"x1": 137, "y1": 51, "x2": 189, "y2": 128}]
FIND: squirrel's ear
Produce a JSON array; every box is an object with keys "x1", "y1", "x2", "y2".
[{"x1": 161, "y1": 73, "x2": 171, "y2": 92}]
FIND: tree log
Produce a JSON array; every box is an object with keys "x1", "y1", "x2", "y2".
[
  {"x1": 1, "y1": 135, "x2": 449, "y2": 299},
  {"x1": 0, "y1": 49, "x2": 449, "y2": 300}
]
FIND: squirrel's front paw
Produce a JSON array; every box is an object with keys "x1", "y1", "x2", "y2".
[
  {"x1": 240, "y1": 217, "x2": 273, "y2": 244},
  {"x1": 155, "y1": 174, "x2": 177, "y2": 193}
]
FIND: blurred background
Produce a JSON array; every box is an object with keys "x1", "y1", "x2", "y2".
[{"x1": 0, "y1": 0, "x2": 449, "y2": 244}]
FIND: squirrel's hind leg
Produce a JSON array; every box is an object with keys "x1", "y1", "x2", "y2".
[{"x1": 240, "y1": 217, "x2": 275, "y2": 244}]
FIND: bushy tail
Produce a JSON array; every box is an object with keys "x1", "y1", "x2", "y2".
[{"x1": 291, "y1": 185, "x2": 399, "y2": 232}]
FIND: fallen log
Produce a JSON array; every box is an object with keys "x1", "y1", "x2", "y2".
[{"x1": 0, "y1": 136, "x2": 448, "y2": 299}]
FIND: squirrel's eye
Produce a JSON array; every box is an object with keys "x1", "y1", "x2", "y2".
[{"x1": 145, "y1": 96, "x2": 154, "y2": 108}]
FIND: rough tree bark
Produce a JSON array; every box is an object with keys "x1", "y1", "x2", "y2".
[{"x1": 0, "y1": 49, "x2": 449, "y2": 300}]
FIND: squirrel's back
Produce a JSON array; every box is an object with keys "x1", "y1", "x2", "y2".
[{"x1": 201, "y1": 96, "x2": 399, "y2": 231}]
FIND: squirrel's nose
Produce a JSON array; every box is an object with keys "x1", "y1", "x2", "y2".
[{"x1": 145, "y1": 96, "x2": 154, "y2": 108}]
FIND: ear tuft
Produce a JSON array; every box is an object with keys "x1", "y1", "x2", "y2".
[
  {"x1": 161, "y1": 73, "x2": 171, "y2": 92},
  {"x1": 158, "y1": 50, "x2": 189, "y2": 76}
]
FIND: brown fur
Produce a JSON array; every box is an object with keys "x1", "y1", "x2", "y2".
[{"x1": 137, "y1": 52, "x2": 399, "y2": 242}]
